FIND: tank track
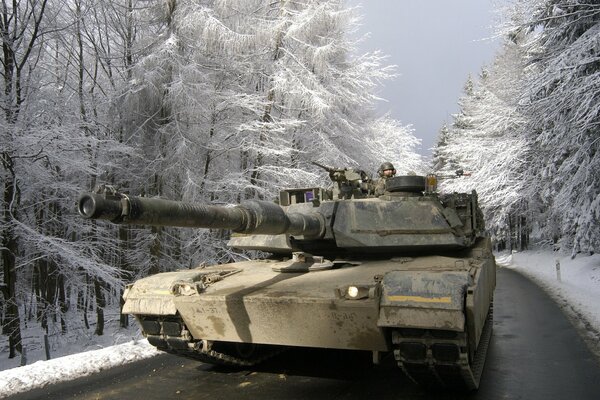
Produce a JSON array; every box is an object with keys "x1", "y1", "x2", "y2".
[
  {"x1": 392, "y1": 304, "x2": 493, "y2": 391},
  {"x1": 143, "y1": 315, "x2": 283, "y2": 368},
  {"x1": 143, "y1": 307, "x2": 493, "y2": 388},
  {"x1": 172, "y1": 341, "x2": 284, "y2": 367}
]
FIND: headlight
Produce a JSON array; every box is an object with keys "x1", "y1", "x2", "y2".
[
  {"x1": 171, "y1": 282, "x2": 198, "y2": 296},
  {"x1": 340, "y1": 285, "x2": 376, "y2": 300},
  {"x1": 347, "y1": 286, "x2": 360, "y2": 298}
]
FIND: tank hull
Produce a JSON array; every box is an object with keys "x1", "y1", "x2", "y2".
[{"x1": 123, "y1": 239, "x2": 495, "y2": 358}]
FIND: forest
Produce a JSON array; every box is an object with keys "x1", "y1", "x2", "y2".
[
  {"x1": 1, "y1": 0, "x2": 599, "y2": 363},
  {"x1": 435, "y1": 0, "x2": 600, "y2": 258}
]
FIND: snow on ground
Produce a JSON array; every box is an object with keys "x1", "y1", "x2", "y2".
[
  {"x1": 1, "y1": 248, "x2": 599, "y2": 398},
  {"x1": 0, "y1": 312, "x2": 142, "y2": 372},
  {"x1": 0, "y1": 339, "x2": 160, "y2": 398},
  {"x1": 0, "y1": 309, "x2": 160, "y2": 398},
  {"x1": 497, "y1": 249, "x2": 600, "y2": 357}
]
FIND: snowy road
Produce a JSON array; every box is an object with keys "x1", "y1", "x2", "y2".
[{"x1": 7, "y1": 267, "x2": 600, "y2": 400}]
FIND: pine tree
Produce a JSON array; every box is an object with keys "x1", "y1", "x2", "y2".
[
  {"x1": 520, "y1": 0, "x2": 600, "y2": 254},
  {"x1": 434, "y1": 43, "x2": 529, "y2": 246}
]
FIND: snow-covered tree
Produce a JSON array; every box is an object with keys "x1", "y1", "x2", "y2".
[
  {"x1": 435, "y1": 42, "x2": 529, "y2": 246},
  {"x1": 119, "y1": 0, "x2": 421, "y2": 267},
  {"x1": 517, "y1": 0, "x2": 600, "y2": 255},
  {"x1": 432, "y1": 0, "x2": 600, "y2": 255},
  {"x1": 365, "y1": 117, "x2": 423, "y2": 175},
  {"x1": 0, "y1": 0, "x2": 142, "y2": 357}
]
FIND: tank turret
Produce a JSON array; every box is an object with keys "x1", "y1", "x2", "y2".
[
  {"x1": 77, "y1": 167, "x2": 495, "y2": 392},
  {"x1": 78, "y1": 170, "x2": 484, "y2": 257}
]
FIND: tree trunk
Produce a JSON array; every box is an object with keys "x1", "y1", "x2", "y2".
[
  {"x1": 520, "y1": 215, "x2": 528, "y2": 250},
  {"x1": 119, "y1": 226, "x2": 129, "y2": 328},
  {"x1": 78, "y1": 274, "x2": 90, "y2": 330},
  {"x1": 1, "y1": 170, "x2": 23, "y2": 358},
  {"x1": 119, "y1": 290, "x2": 129, "y2": 328},
  {"x1": 46, "y1": 263, "x2": 58, "y2": 324},
  {"x1": 507, "y1": 214, "x2": 513, "y2": 253},
  {"x1": 94, "y1": 278, "x2": 105, "y2": 336},
  {"x1": 149, "y1": 225, "x2": 162, "y2": 276},
  {"x1": 58, "y1": 274, "x2": 67, "y2": 334},
  {"x1": 36, "y1": 258, "x2": 49, "y2": 332}
]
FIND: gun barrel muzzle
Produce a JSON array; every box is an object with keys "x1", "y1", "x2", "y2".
[{"x1": 78, "y1": 192, "x2": 125, "y2": 221}]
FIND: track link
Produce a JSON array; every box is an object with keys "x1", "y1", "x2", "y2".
[
  {"x1": 142, "y1": 315, "x2": 283, "y2": 367},
  {"x1": 392, "y1": 304, "x2": 493, "y2": 391},
  {"x1": 174, "y1": 341, "x2": 284, "y2": 367}
]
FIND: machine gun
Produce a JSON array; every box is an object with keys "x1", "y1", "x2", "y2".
[
  {"x1": 424, "y1": 169, "x2": 472, "y2": 193},
  {"x1": 311, "y1": 161, "x2": 372, "y2": 199}
]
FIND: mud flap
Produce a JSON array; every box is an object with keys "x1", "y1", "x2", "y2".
[{"x1": 377, "y1": 270, "x2": 471, "y2": 331}]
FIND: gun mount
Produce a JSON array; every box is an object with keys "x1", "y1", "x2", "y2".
[{"x1": 312, "y1": 161, "x2": 373, "y2": 199}]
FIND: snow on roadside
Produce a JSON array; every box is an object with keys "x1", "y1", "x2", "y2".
[
  {"x1": 497, "y1": 249, "x2": 600, "y2": 356},
  {"x1": 0, "y1": 339, "x2": 161, "y2": 398}
]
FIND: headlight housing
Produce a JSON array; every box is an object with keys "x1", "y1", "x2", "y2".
[{"x1": 338, "y1": 285, "x2": 379, "y2": 300}]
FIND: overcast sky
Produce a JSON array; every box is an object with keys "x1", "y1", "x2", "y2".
[{"x1": 348, "y1": 0, "x2": 505, "y2": 158}]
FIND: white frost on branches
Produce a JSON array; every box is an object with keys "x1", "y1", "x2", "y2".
[{"x1": 434, "y1": 0, "x2": 600, "y2": 254}]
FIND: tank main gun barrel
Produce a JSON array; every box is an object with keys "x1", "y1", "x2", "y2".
[{"x1": 78, "y1": 186, "x2": 325, "y2": 238}]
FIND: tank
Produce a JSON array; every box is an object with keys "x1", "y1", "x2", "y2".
[{"x1": 78, "y1": 166, "x2": 496, "y2": 391}]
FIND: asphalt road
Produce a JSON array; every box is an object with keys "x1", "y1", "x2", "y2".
[{"x1": 8, "y1": 267, "x2": 600, "y2": 400}]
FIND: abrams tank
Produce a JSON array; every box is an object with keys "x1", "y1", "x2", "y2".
[{"x1": 78, "y1": 166, "x2": 495, "y2": 391}]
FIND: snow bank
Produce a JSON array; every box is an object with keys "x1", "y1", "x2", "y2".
[
  {"x1": 498, "y1": 250, "x2": 600, "y2": 353},
  {"x1": 0, "y1": 339, "x2": 161, "y2": 398}
]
